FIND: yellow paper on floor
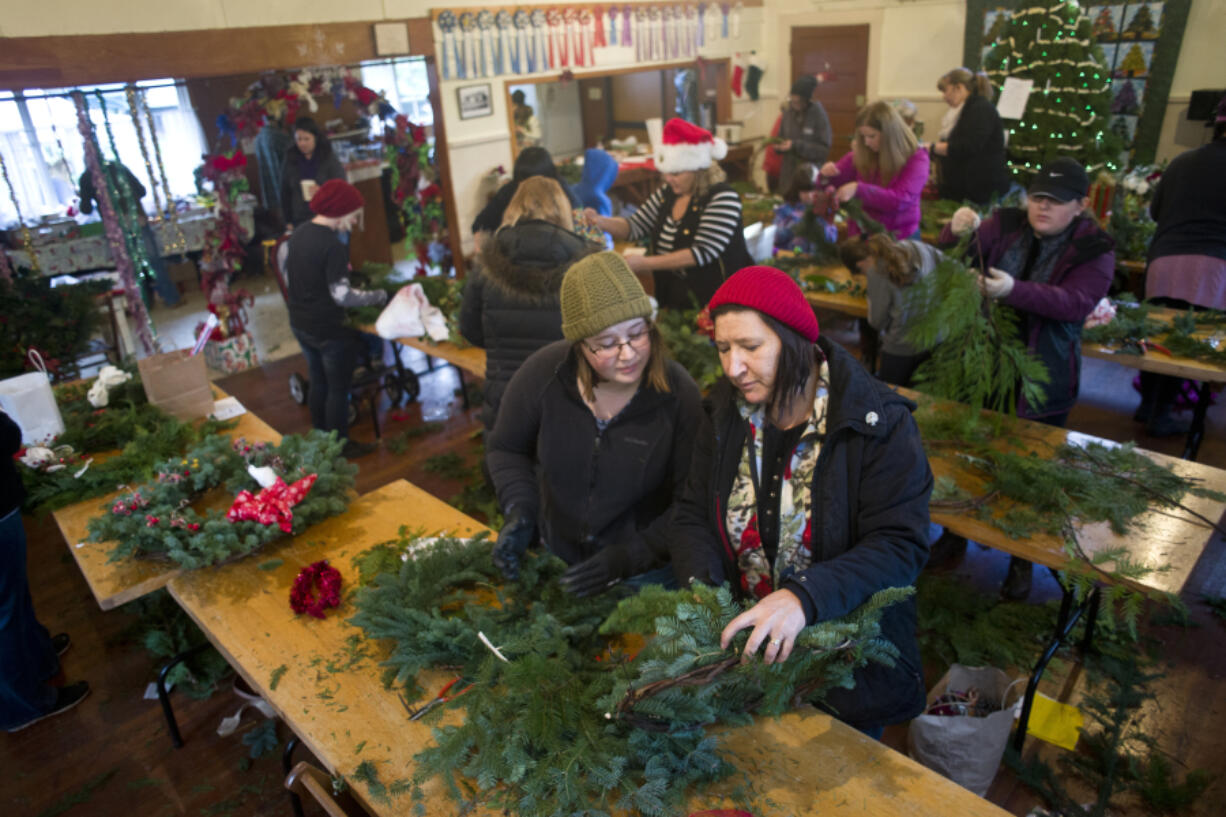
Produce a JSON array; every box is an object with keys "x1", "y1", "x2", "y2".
[{"x1": 1027, "y1": 692, "x2": 1084, "y2": 750}]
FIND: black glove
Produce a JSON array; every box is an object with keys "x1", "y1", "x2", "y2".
[
  {"x1": 491, "y1": 506, "x2": 535, "y2": 580},
  {"x1": 559, "y1": 544, "x2": 636, "y2": 598}
]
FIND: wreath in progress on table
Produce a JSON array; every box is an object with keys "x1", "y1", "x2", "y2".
[{"x1": 87, "y1": 430, "x2": 356, "y2": 569}]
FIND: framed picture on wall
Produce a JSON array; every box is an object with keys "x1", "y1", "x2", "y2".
[{"x1": 457, "y1": 84, "x2": 493, "y2": 119}]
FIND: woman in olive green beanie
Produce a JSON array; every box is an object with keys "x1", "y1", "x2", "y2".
[{"x1": 486, "y1": 252, "x2": 704, "y2": 597}]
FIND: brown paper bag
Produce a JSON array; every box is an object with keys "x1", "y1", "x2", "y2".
[{"x1": 138, "y1": 349, "x2": 214, "y2": 421}]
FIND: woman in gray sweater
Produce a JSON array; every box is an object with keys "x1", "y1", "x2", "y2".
[{"x1": 839, "y1": 235, "x2": 944, "y2": 386}]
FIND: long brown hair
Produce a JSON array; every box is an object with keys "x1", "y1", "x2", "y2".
[
  {"x1": 501, "y1": 176, "x2": 573, "y2": 229},
  {"x1": 838, "y1": 233, "x2": 923, "y2": 287},
  {"x1": 937, "y1": 67, "x2": 993, "y2": 98},
  {"x1": 852, "y1": 101, "x2": 919, "y2": 186},
  {"x1": 574, "y1": 323, "x2": 671, "y2": 402}
]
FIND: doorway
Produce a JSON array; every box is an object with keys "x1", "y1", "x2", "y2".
[{"x1": 790, "y1": 25, "x2": 870, "y2": 157}]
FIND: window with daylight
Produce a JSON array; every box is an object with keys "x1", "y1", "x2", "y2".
[
  {"x1": 0, "y1": 80, "x2": 208, "y2": 227},
  {"x1": 359, "y1": 57, "x2": 435, "y2": 135}
]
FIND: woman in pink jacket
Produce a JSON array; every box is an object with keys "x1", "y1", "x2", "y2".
[{"x1": 820, "y1": 101, "x2": 929, "y2": 239}]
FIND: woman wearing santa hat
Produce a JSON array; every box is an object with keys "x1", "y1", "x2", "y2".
[
  {"x1": 585, "y1": 118, "x2": 753, "y2": 310},
  {"x1": 668, "y1": 266, "x2": 932, "y2": 738},
  {"x1": 286, "y1": 179, "x2": 388, "y2": 459}
]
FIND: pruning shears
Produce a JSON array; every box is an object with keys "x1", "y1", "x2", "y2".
[
  {"x1": 406, "y1": 677, "x2": 473, "y2": 720},
  {"x1": 1137, "y1": 338, "x2": 1173, "y2": 356}
]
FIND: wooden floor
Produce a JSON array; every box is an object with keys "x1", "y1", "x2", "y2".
[{"x1": 4, "y1": 325, "x2": 1225, "y2": 817}]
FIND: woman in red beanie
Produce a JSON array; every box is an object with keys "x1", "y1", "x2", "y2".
[
  {"x1": 669, "y1": 265, "x2": 932, "y2": 738},
  {"x1": 285, "y1": 179, "x2": 388, "y2": 459}
]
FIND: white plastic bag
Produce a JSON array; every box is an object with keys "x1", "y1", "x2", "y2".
[
  {"x1": 375, "y1": 283, "x2": 449, "y2": 342},
  {"x1": 0, "y1": 350, "x2": 65, "y2": 445},
  {"x1": 743, "y1": 222, "x2": 778, "y2": 263}
]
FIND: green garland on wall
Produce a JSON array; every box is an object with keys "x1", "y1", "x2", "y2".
[{"x1": 964, "y1": 0, "x2": 1191, "y2": 164}]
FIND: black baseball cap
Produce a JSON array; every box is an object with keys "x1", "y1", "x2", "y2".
[{"x1": 1028, "y1": 157, "x2": 1090, "y2": 202}]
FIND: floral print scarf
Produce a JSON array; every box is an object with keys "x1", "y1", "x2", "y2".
[{"x1": 724, "y1": 361, "x2": 830, "y2": 599}]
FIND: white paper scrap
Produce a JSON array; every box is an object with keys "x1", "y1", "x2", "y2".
[
  {"x1": 997, "y1": 77, "x2": 1034, "y2": 120},
  {"x1": 211, "y1": 396, "x2": 248, "y2": 420}
]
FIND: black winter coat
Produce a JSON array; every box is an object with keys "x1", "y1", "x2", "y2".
[
  {"x1": 487, "y1": 340, "x2": 704, "y2": 568},
  {"x1": 937, "y1": 94, "x2": 1011, "y2": 206},
  {"x1": 460, "y1": 220, "x2": 599, "y2": 428},
  {"x1": 670, "y1": 338, "x2": 931, "y2": 730}
]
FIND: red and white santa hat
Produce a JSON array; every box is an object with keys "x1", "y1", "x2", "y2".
[{"x1": 654, "y1": 117, "x2": 728, "y2": 174}]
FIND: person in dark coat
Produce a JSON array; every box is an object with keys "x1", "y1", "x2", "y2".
[
  {"x1": 78, "y1": 160, "x2": 180, "y2": 307},
  {"x1": 2, "y1": 410, "x2": 90, "y2": 732},
  {"x1": 1135, "y1": 94, "x2": 1226, "y2": 436},
  {"x1": 285, "y1": 180, "x2": 387, "y2": 459},
  {"x1": 471, "y1": 146, "x2": 583, "y2": 242},
  {"x1": 280, "y1": 117, "x2": 346, "y2": 230},
  {"x1": 586, "y1": 118, "x2": 753, "y2": 310},
  {"x1": 486, "y1": 252, "x2": 704, "y2": 597},
  {"x1": 776, "y1": 75, "x2": 833, "y2": 196},
  {"x1": 460, "y1": 176, "x2": 600, "y2": 429},
  {"x1": 942, "y1": 157, "x2": 1114, "y2": 599},
  {"x1": 929, "y1": 68, "x2": 1011, "y2": 206},
  {"x1": 667, "y1": 266, "x2": 931, "y2": 737}
]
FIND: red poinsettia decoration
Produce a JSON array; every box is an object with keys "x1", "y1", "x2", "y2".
[
  {"x1": 226, "y1": 473, "x2": 318, "y2": 533},
  {"x1": 695, "y1": 307, "x2": 714, "y2": 339},
  {"x1": 290, "y1": 559, "x2": 342, "y2": 619}
]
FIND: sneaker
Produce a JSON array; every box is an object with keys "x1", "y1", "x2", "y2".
[
  {"x1": 6, "y1": 682, "x2": 90, "y2": 733},
  {"x1": 51, "y1": 633, "x2": 70, "y2": 658},
  {"x1": 1001, "y1": 556, "x2": 1033, "y2": 601},
  {"x1": 340, "y1": 440, "x2": 378, "y2": 459}
]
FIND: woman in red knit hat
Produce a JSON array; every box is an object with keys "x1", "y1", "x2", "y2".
[
  {"x1": 285, "y1": 179, "x2": 388, "y2": 459},
  {"x1": 669, "y1": 265, "x2": 932, "y2": 738}
]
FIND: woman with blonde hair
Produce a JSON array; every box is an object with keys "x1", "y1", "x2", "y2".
[
  {"x1": 820, "y1": 101, "x2": 929, "y2": 239},
  {"x1": 928, "y1": 68, "x2": 1010, "y2": 205},
  {"x1": 460, "y1": 176, "x2": 601, "y2": 429},
  {"x1": 838, "y1": 233, "x2": 944, "y2": 386}
]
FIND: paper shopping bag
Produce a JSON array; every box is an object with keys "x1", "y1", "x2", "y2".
[{"x1": 137, "y1": 349, "x2": 214, "y2": 421}]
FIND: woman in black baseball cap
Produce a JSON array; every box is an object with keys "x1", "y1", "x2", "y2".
[{"x1": 941, "y1": 157, "x2": 1114, "y2": 599}]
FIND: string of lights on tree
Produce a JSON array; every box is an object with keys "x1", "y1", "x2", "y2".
[{"x1": 984, "y1": 0, "x2": 1123, "y2": 184}]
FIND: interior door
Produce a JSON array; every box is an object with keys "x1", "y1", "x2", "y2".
[{"x1": 790, "y1": 25, "x2": 870, "y2": 158}]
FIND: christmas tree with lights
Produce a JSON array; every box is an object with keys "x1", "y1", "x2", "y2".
[{"x1": 984, "y1": 0, "x2": 1123, "y2": 184}]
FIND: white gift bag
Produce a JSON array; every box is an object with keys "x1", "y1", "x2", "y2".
[
  {"x1": 375, "y1": 284, "x2": 450, "y2": 342},
  {"x1": 0, "y1": 351, "x2": 65, "y2": 445}
]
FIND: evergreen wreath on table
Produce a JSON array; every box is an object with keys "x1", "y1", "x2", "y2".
[
  {"x1": 348, "y1": 530, "x2": 912, "y2": 816},
  {"x1": 87, "y1": 430, "x2": 356, "y2": 569}
]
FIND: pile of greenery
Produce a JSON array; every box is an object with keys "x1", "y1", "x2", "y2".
[
  {"x1": 1084, "y1": 296, "x2": 1226, "y2": 365},
  {"x1": 349, "y1": 530, "x2": 911, "y2": 815},
  {"x1": 0, "y1": 271, "x2": 111, "y2": 380}
]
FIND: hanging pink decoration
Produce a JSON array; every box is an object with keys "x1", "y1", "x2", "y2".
[{"x1": 72, "y1": 91, "x2": 156, "y2": 357}]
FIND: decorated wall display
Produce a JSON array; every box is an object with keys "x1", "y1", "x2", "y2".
[
  {"x1": 965, "y1": 1, "x2": 1190, "y2": 164},
  {"x1": 432, "y1": 3, "x2": 748, "y2": 81}
]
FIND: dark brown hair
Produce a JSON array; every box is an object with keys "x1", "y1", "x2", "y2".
[{"x1": 838, "y1": 233, "x2": 923, "y2": 287}]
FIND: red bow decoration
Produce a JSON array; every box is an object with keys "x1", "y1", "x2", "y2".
[
  {"x1": 226, "y1": 473, "x2": 318, "y2": 533},
  {"x1": 211, "y1": 151, "x2": 248, "y2": 173}
]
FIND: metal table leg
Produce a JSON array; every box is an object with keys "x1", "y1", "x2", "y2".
[
  {"x1": 283, "y1": 736, "x2": 303, "y2": 817},
  {"x1": 1012, "y1": 580, "x2": 1099, "y2": 752},
  {"x1": 1182, "y1": 381, "x2": 1212, "y2": 461},
  {"x1": 157, "y1": 642, "x2": 210, "y2": 748}
]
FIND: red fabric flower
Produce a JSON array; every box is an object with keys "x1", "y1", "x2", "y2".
[
  {"x1": 738, "y1": 515, "x2": 761, "y2": 554},
  {"x1": 419, "y1": 183, "x2": 440, "y2": 202},
  {"x1": 290, "y1": 560, "x2": 342, "y2": 618},
  {"x1": 355, "y1": 86, "x2": 378, "y2": 106},
  {"x1": 695, "y1": 307, "x2": 714, "y2": 339}
]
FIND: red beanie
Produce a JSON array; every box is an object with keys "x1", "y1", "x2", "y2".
[
  {"x1": 707, "y1": 266, "x2": 820, "y2": 342},
  {"x1": 309, "y1": 179, "x2": 364, "y2": 217}
]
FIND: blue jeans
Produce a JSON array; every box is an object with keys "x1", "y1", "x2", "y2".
[
  {"x1": 0, "y1": 507, "x2": 59, "y2": 729},
  {"x1": 292, "y1": 327, "x2": 359, "y2": 440}
]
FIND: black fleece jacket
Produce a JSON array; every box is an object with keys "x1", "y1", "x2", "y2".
[
  {"x1": 460, "y1": 220, "x2": 599, "y2": 427},
  {"x1": 670, "y1": 337, "x2": 932, "y2": 729},
  {"x1": 486, "y1": 340, "x2": 704, "y2": 568}
]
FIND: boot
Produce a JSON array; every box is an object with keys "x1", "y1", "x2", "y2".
[{"x1": 1001, "y1": 556, "x2": 1033, "y2": 601}]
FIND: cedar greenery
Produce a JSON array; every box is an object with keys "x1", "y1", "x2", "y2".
[
  {"x1": 89, "y1": 431, "x2": 356, "y2": 568},
  {"x1": 0, "y1": 271, "x2": 110, "y2": 380},
  {"x1": 905, "y1": 244, "x2": 1050, "y2": 415},
  {"x1": 349, "y1": 531, "x2": 911, "y2": 816},
  {"x1": 655, "y1": 307, "x2": 722, "y2": 391}
]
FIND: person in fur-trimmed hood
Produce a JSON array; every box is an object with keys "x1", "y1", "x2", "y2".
[{"x1": 460, "y1": 177, "x2": 601, "y2": 429}]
